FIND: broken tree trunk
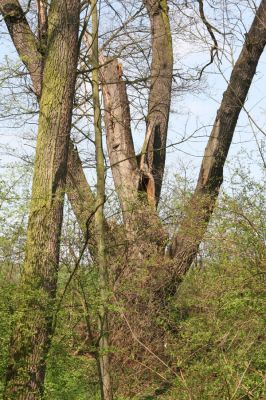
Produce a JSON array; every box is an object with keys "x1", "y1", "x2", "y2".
[
  {"x1": 100, "y1": 0, "x2": 173, "y2": 213},
  {"x1": 102, "y1": 59, "x2": 139, "y2": 222}
]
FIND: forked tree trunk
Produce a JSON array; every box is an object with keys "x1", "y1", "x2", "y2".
[
  {"x1": 0, "y1": 0, "x2": 173, "y2": 246},
  {"x1": 2, "y1": 2, "x2": 266, "y2": 390},
  {"x1": 100, "y1": 0, "x2": 173, "y2": 214},
  {"x1": 3, "y1": 1, "x2": 80, "y2": 398}
]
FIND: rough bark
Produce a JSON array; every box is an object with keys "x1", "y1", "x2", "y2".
[
  {"x1": 3, "y1": 0, "x2": 80, "y2": 398},
  {"x1": 167, "y1": 0, "x2": 266, "y2": 287},
  {"x1": 66, "y1": 140, "x2": 96, "y2": 243}
]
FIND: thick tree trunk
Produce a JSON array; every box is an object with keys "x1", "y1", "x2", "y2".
[
  {"x1": 167, "y1": 0, "x2": 266, "y2": 289},
  {"x1": 3, "y1": 1, "x2": 80, "y2": 398}
]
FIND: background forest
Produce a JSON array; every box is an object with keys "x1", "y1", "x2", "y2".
[{"x1": 0, "y1": 0, "x2": 265, "y2": 399}]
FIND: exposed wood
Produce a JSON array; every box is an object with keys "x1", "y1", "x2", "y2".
[
  {"x1": 83, "y1": 32, "x2": 140, "y2": 222},
  {"x1": 36, "y1": 0, "x2": 48, "y2": 50},
  {"x1": 102, "y1": 59, "x2": 139, "y2": 220},
  {"x1": 96, "y1": 0, "x2": 174, "y2": 214}
]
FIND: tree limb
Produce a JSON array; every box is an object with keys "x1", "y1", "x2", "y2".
[
  {"x1": 168, "y1": 0, "x2": 266, "y2": 287},
  {"x1": 0, "y1": 0, "x2": 43, "y2": 96}
]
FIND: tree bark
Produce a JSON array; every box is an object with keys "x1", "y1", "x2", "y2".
[
  {"x1": 66, "y1": 140, "x2": 96, "y2": 249},
  {"x1": 167, "y1": 0, "x2": 266, "y2": 289},
  {"x1": 3, "y1": 0, "x2": 80, "y2": 398}
]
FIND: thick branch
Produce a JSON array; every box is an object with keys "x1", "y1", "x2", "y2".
[
  {"x1": 0, "y1": 0, "x2": 43, "y2": 96},
  {"x1": 168, "y1": 0, "x2": 266, "y2": 284},
  {"x1": 141, "y1": 0, "x2": 173, "y2": 206},
  {"x1": 66, "y1": 140, "x2": 96, "y2": 241}
]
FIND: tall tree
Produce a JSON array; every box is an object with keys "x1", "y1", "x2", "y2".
[
  {"x1": 0, "y1": 0, "x2": 81, "y2": 397},
  {"x1": 1, "y1": 0, "x2": 266, "y2": 395}
]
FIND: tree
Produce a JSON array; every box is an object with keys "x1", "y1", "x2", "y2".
[
  {"x1": 0, "y1": 0, "x2": 81, "y2": 397},
  {"x1": 0, "y1": 0, "x2": 266, "y2": 397}
]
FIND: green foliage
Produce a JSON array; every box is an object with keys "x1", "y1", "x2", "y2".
[
  {"x1": 0, "y1": 165, "x2": 30, "y2": 396},
  {"x1": 44, "y1": 343, "x2": 100, "y2": 400},
  {"x1": 164, "y1": 258, "x2": 265, "y2": 399},
  {"x1": 157, "y1": 173, "x2": 266, "y2": 400},
  {"x1": 0, "y1": 165, "x2": 265, "y2": 399}
]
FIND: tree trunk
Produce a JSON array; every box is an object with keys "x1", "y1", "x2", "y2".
[
  {"x1": 141, "y1": 0, "x2": 173, "y2": 207},
  {"x1": 3, "y1": 1, "x2": 80, "y2": 398}
]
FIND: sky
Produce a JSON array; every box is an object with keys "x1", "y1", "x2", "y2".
[{"x1": 0, "y1": 0, "x2": 265, "y2": 195}]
